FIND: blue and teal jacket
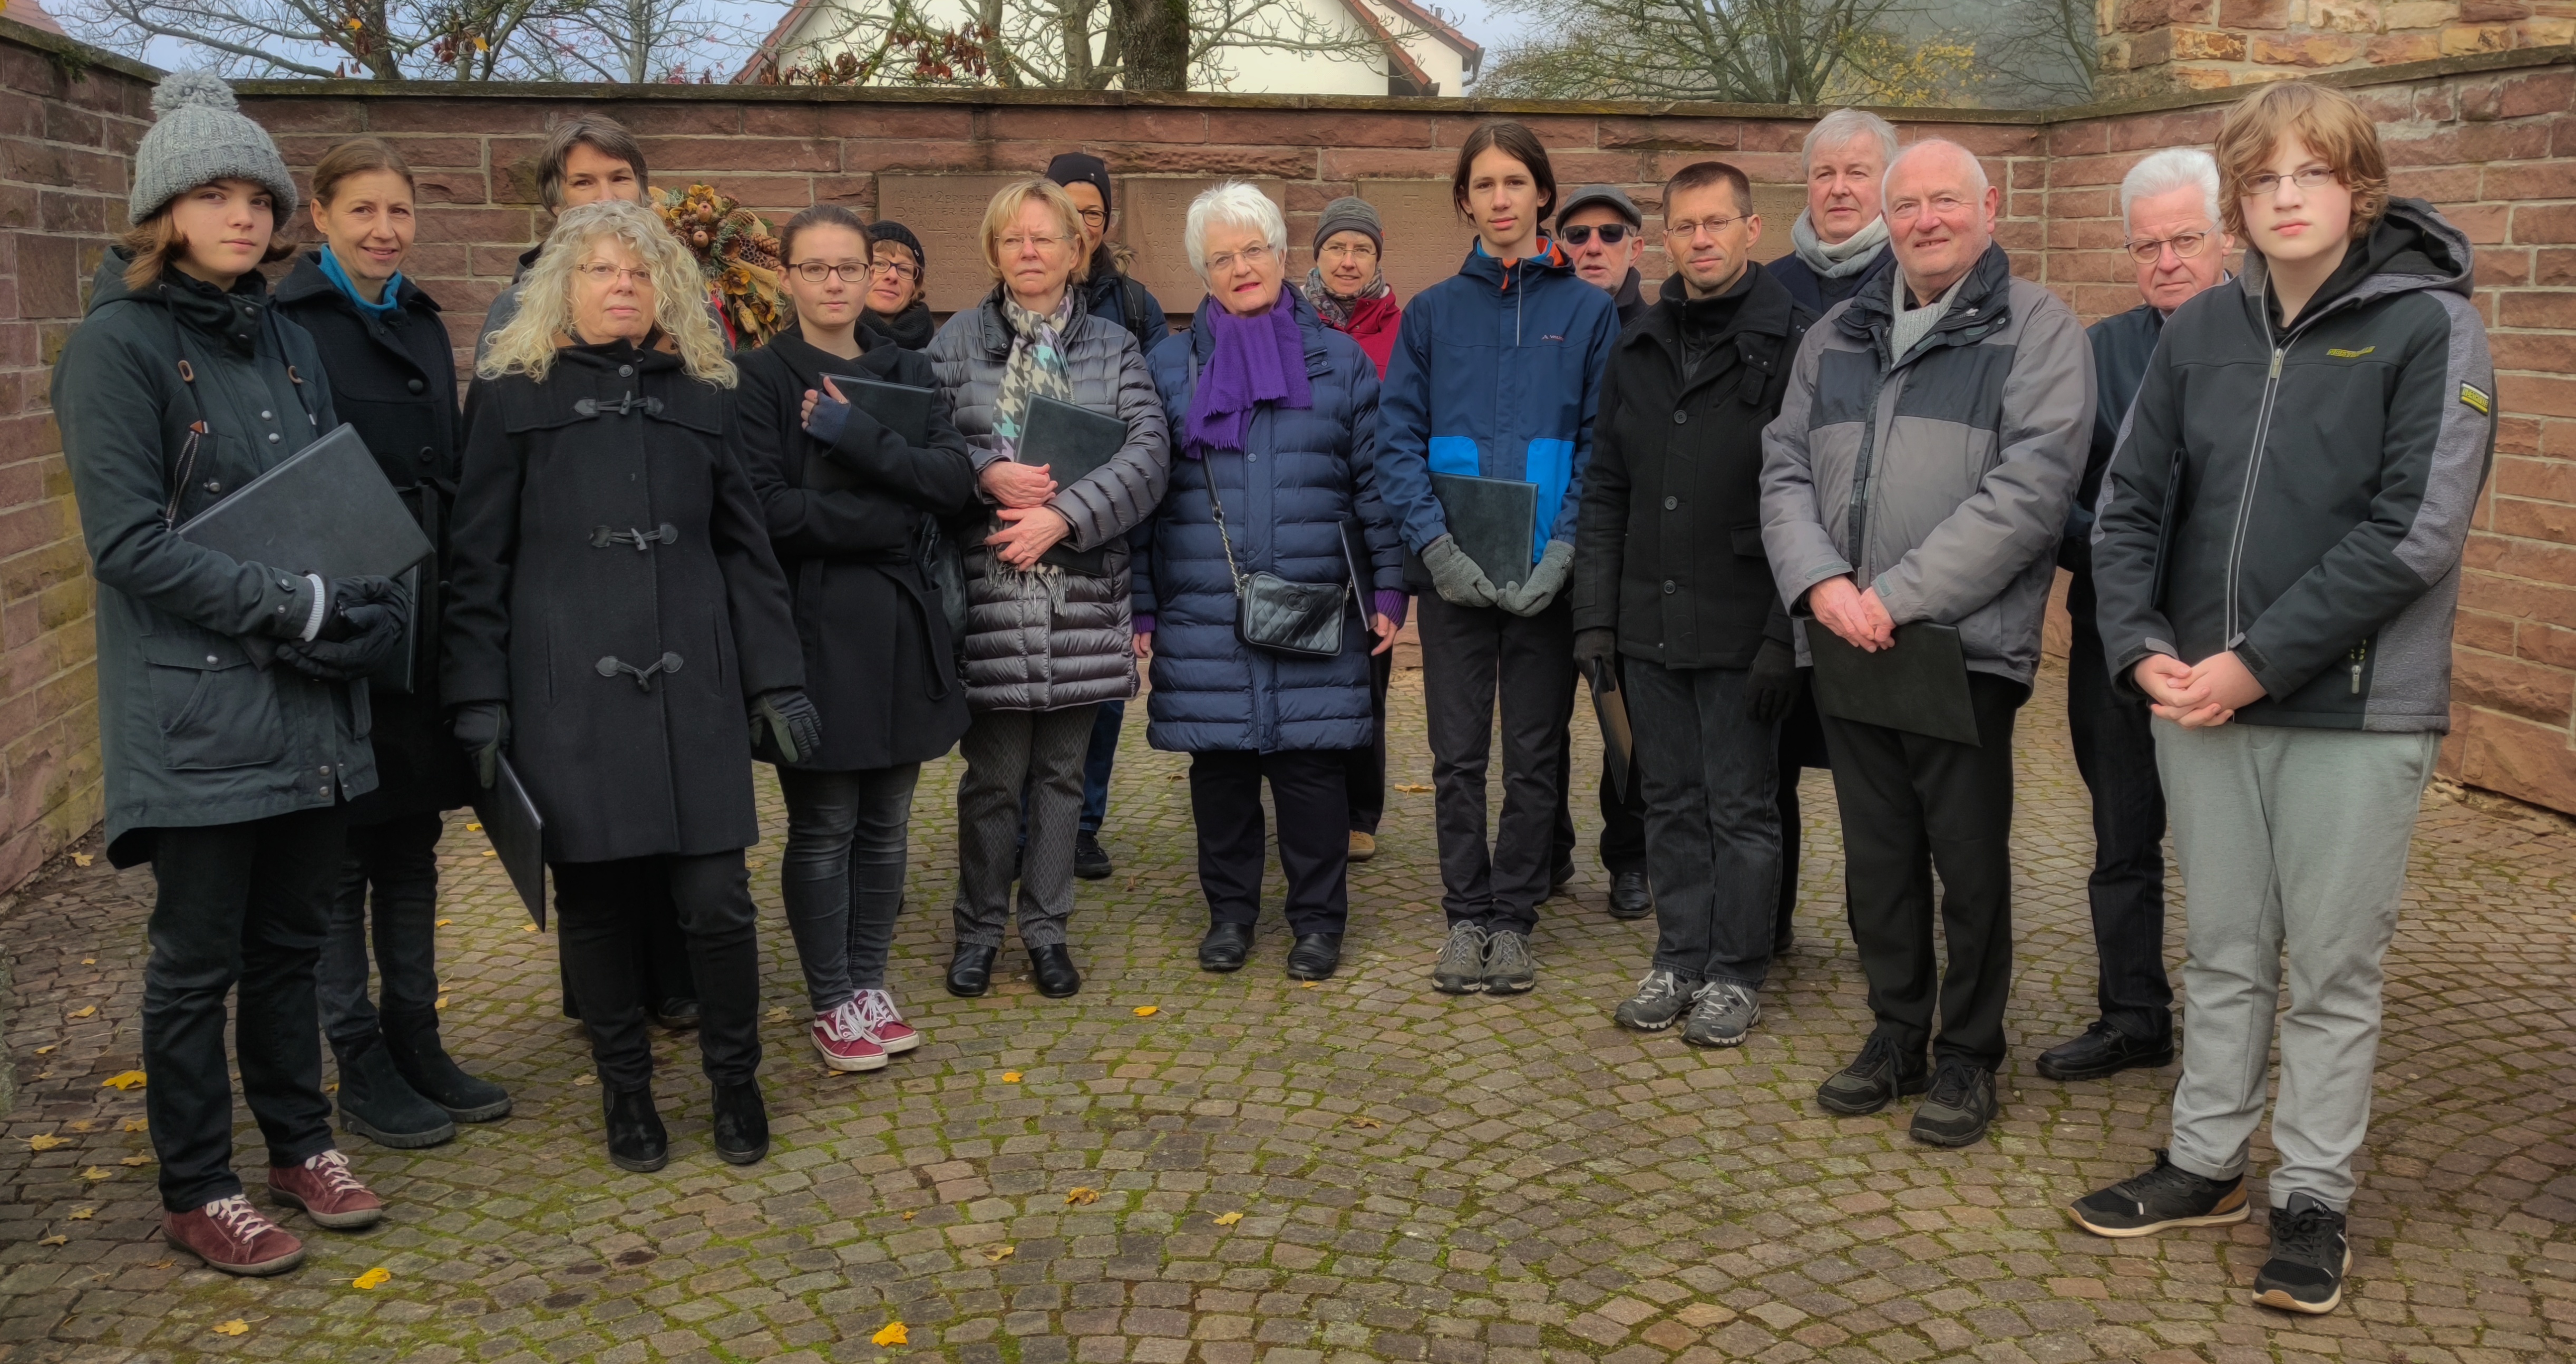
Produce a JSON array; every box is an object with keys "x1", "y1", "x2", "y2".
[{"x1": 1374, "y1": 239, "x2": 1620, "y2": 560}]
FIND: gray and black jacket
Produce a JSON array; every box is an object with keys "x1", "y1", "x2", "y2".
[
  {"x1": 1760, "y1": 242, "x2": 2096, "y2": 688},
  {"x1": 2091, "y1": 199, "x2": 2494, "y2": 732}
]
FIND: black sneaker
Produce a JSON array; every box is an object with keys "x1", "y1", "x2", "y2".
[
  {"x1": 1908, "y1": 1057, "x2": 1998, "y2": 1147},
  {"x1": 2067, "y1": 1149, "x2": 2250, "y2": 1236},
  {"x1": 1816, "y1": 1033, "x2": 1928, "y2": 1115},
  {"x1": 1074, "y1": 832, "x2": 1113, "y2": 881},
  {"x1": 2036, "y1": 1020, "x2": 2175, "y2": 1083},
  {"x1": 2253, "y1": 1193, "x2": 2351, "y2": 1316}
]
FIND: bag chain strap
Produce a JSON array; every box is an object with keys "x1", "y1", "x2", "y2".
[{"x1": 1203, "y1": 464, "x2": 1251, "y2": 598}]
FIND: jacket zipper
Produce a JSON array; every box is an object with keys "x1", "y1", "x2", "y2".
[
  {"x1": 2223, "y1": 301, "x2": 2291, "y2": 647},
  {"x1": 2348, "y1": 639, "x2": 2367, "y2": 695}
]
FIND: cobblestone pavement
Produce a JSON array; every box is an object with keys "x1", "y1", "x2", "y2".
[{"x1": 4, "y1": 658, "x2": 2575, "y2": 1364}]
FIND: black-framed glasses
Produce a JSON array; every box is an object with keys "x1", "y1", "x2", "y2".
[
  {"x1": 790, "y1": 261, "x2": 870, "y2": 284},
  {"x1": 867, "y1": 259, "x2": 920, "y2": 283},
  {"x1": 1557, "y1": 223, "x2": 1631, "y2": 246},
  {"x1": 2124, "y1": 231, "x2": 2213, "y2": 265}
]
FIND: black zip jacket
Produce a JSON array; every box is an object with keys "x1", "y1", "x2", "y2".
[{"x1": 2091, "y1": 199, "x2": 2495, "y2": 731}]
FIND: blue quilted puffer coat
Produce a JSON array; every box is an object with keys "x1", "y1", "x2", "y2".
[{"x1": 1135, "y1": 293, "x2": 1405, "y2": 753}]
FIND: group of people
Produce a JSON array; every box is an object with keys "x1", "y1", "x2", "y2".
[{"x1": 53, "y1": 71, "x2": 2491, "y2": 1324}]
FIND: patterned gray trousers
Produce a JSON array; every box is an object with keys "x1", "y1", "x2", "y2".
[{"x1": 953, "y1": 704, "x2": 1100, "y2": 951}]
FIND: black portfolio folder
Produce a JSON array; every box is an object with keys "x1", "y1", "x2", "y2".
[
  {"x1": 1339, "y1": 517, "x2": 1372, "y2": 616},
  {"x1": 1807, "y1": 621, "x2": 1981, "y2": 746},
  {"x1": 471, "y1": 753, "x2": 549, "y2": 929},
  {"x1": 1585, "y1": 656, "x2": 1640, "y2": 801},
  {"x1": 176, "y1": 423, "x2": 434, "y2": 582},
  {"x1": 1430, "y1": 472, "x2": 1539, "y2": 593},
  {"x1": 1010, "y1": 395, "x2": 1129, "y2": 575},
  {"x1": 808, "y1": 375, "x2": 935, "y2": 493}
]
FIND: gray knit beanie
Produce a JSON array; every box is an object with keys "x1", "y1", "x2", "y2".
[
  {"x1": 129, "y1": 72, "x2": 298, "y2": 225},
  {"x1": 1313, "y1": 197, "x2": 1383, "y2": 255}
]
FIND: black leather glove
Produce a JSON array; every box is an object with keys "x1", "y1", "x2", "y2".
[
  {"x1": 1572, "y1": 628, "x2": 1619, "y2": 676},
  {"x1": 1745, "y1": 637, "x2": 1801, "y2": 725},
  {"x1": 750, "y1": 688, "x2": 824, "y2": 766},
  {"x1": 313, "y1": 575, "x2": 398, "y2": 642},
  {"x1": 275, "y1": 577, "x2": 405, "y2": 681},
  {"x1": 451, "y1": 702, "x2": 508, "y2": 788}
]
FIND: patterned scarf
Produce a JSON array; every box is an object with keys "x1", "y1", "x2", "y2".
[
  {"x1": 993, "y1": 288, "x2": 1077, "y2": 455},
  {"x1": 1301, "y1": 266, "x2": 1389, "y2": 332}
]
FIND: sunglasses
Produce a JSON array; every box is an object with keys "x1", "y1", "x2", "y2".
[{"x1": 1557, "y1": 223, "x2": 1632, "y2": 246}]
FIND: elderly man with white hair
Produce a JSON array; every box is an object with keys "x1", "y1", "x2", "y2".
[
  {"x1": 1761, "y1": 138, "x2": 2094, "y2": 1148},
  {"x1": 1769, "y1": 108, "x2": 1901, "y2": 314},
  {"x1": 1134, "y1": 182, "x2": 1406, "y2": 983},
  {"x1": 2037, "y1": 148, "x2": 2236, "y2": 1087}
]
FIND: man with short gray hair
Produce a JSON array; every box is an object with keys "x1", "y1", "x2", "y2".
[
  {"x1": 2038, "y1": 147, "x2": 2234, "y2": 1087},
  {"x1": 1768, "y1": 109, "x2": 1900, "y2": 314}
]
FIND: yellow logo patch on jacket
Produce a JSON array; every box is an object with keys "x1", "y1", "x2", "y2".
[
  {"x1": 2461, "y1": 383, "x2": 2492, "y2": 415},
  {"x1": 2326, "y1": 346, "x2": 2376, "y2": 358}
]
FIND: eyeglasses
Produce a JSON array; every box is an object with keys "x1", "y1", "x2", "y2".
[
  {"x1": 2125, "y1": 231, "x2": 2214, "y2": 265},
  {"x1": 1076, "y1": 207, "x2": 1107, "y2": 227},
  {"x1": 790, "y1": 261, "x2": 869, "y2": 284},
  {"x1": 1889, "y1": 194, "x2": 1970, "y2": 222},
  {"x1": 1000, "y1": 232, "x2": 1068, "y2": 254},
  {"x1": 1557, "y1": 223, "x2": 1631, "y2": 246},
  {"x1": 1319, "y1": 239, "x2": 1378, "y2": 261},
  {"x1": 1664, "y1": 214, "x2": 1750, "y2": 242},
  {"x1": 2244, "y1": 166, "x2": 2338, "y2": 198},
  {"x1": 868, "y1": 259, "x2": 920, "y2": 283},
  {"x1": 575, "y1": 262, "x2": 654, "y2": 286},
  {"x1": 1203, "y1": 242, "x2": 1275, "y2": 275}
]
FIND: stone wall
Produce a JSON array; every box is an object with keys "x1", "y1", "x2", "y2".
[{"x1": 2102, "y1": 0, "x2": 2576, "y2": 99}]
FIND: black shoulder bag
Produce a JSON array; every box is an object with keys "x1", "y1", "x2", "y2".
[{"x1": 1204, "y1": 466, "x2": 1345, "y2": 659}]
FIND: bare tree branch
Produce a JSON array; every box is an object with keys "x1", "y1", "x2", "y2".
[{"x1": 1474, "y1": 0, "x2": 1933, "y2": 105}]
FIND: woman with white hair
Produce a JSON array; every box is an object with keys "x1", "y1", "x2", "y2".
[
  {"x1": 445, "y1": 198, "x2": 817, "y2": 1174},
  {"x1": 1135, "y1": 182, "x2": 1405, "y2": 982}
]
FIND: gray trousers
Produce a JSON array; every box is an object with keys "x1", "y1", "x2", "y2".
[
  {"x1": 955, "y1": 705, "x2": 1098, "y2": 951},
  {"x1": 2155, "y1": 719, "x2": 2439, "y2": 1211}
]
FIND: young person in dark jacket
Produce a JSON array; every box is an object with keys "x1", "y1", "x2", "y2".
[
  {"x1": 862, "y1": 219, "x2": 935, "y2": 350},
  {"x1": 275, "y1": 138, "x2": 510, "y2": 1152},
  {"x1": 1373, "y1": 122, "x2": 1621, "y2": 998},
  {"x1": 2072, "y1": 83, "x2": 2494, "y2": 1319},
  {"x1": 1572, "y1": 161, "x2": 1811, "y2": 1049},
  {"x1": 55, "y1": 73, "x2": 405, "y2": 1277},
  {"x1": 736, "y1": 205, "x2": 976, "y2": 1075},
  {"x1": 1765, "y1": 109, "x2": 1898, "y2": 314},
  {"x1": 447, "y1": 200, "x2": 819, "y2": 1174},
  {"x1": 2035, "y1": 148, "x2": 2233, "y2": 1088}
]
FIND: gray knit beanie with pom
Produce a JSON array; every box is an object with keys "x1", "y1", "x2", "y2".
[{"x1": 129, "y1": 72, "x2": 298, "y2": 224}]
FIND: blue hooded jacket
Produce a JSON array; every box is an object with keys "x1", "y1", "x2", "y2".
[{"x1": 1374, "y1": 239, "x2": 1621, "y2": 561}]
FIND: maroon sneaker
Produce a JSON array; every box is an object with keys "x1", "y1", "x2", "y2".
[
  {"x1": 165, "y1": 1194, "x2": 305, "y2": 1276},
  {"x1": 267, "y1": 1149, "x2": 384, "y2": 1229},
  {"x1": 851, "y1": 989, "x2": 921, "y2": 1056},
  {"x1": 812, "y1": 997, "x2": 889, "y2": 1073}
]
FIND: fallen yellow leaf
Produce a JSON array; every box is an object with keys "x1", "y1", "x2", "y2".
[
  {"x1": 573, "y1": 1075, "x2": 596, "y2": 1086},
  {"x1": 984, "y1": 1244, "x2": 1015, "y2": 1263},
  {"x1": 211, "y1": 1320, "x2": 249, "y2": 1337},
  {"x1": 102, "y1": 1071, "x2": 145, "y2": 1091},
  {"x1": 1301, "y1": 981, "x2": 1318, "y2": 989},
  {"x1": 1001, "y1": 1071, "x2": 1023, "y2": 1083},
  {"x1": 80, "y1": 1166, "x2": 113, "y2": 1181},
  {"x1": 324, "y1": 1082, "x2": 338, "y2": 1093},
  {"x1": 353, "y1": 1266, "x2": 391, "y2": 1290},
  {"x1": 37, "y1": 1235, "x2": 64, "y2": 1247},
  {"x1": 1394, "y1": 783, "x2": 1432, "y2": 793},
  {"x1": 121, "y1": 1118, "x2": 147, "y2": 1133},
  {"x1": 80, "y1": 958, "x2": 94, "y2": 965},
  {"x1": 466, "y1": 822, "x2": 483, "y2": 832},
  {"x1": 63, "y1": 1121, "x2": 93, "y2": 1133},
  {"x1": 67, "y1": 1207, "x2": 93, "y2": 1220},
  {"x1": 27, "y1": 1133, "x2": 66, "y2": 1151},
  {"x1": 146, "y1": 1260, "x2": 171, "y2": 1269},
  {"x1": 1347, "y1": 1116, "x2": 1382, "y2": 1129},
  {"x1": 120, "y1": 1155, "x2": 151, "y2": 1166},
  {"x1": 67, "y1": 1006, "x2": 94, "y2": 1019},
  {"x1": 434, "y1": 997, "x2": 449, "y2": 1009},
  {"x1": 71, "y1": 853, "x2": 93, "y2": 867},
  {"x1": 481, "y1": 849, "x2": 497, "y2": 858},
  {"x1": 1132, "y1": 1006, "x2": 1158, "y2": 1017},
  {"x1": 1212, "y1": 1211, "x2": 1243, "y2": 1226},
  {"x1": 1066, "y1": 1187, "x2": 1100, "y2": 1205},
  {"x1": 436, "y1": 919, "x2": 453, "y2": 927},
  {"x1": 900, "y1": 1209, "x2": 915, "y2": 1221},
  {"x1": 33, "y1": 1045, "x2": 54, "y2": 1055},
  {"x1": 871, "y1": 1322, "x2": 907, "y2": 1347},
  {"x1": 521, "y1": 924, "x2": 538, "y2": 932}
]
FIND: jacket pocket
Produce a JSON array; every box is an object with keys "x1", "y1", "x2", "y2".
[
  {"x1": 141, "y1": 631, "x2": 285, "y2": 771},
  {"x1": 1731, "y1": 524, "x2": 1767, "y2": 558}
]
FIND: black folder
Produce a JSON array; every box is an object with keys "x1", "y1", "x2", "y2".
[
  {"x1": 1012, "y1": 395, "x2": 1129, "y2": 576},
  {"x1": 807, "y1": 374, "x2": 935, "y2": 493},
  {"x1": 471, "y1": 753, "x2": 549, "y2": 929},
  {"x1": 176, "y1": 423, "x2": 434, "y2": 582},
  {"x1": 1585, "y1": 656, "x2": 1640, "y2": 801},
  {"x1": 1430, "y1": 472, "x2": 1539, "y2": 593},
  {"x1": 1806, "y1": 621, "x2": 1981, "y2": 746},
  {"x1": 1339, "y1": 517, "x2": 1373, "y2": 616}
]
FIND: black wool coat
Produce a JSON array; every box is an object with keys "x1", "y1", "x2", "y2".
[
  {"x1": 273, "y1": 254, "x2": 473, "y2": 823},
  {"x1": 735, "y1": 329, "x2": 976, "y2": 771},
  {"x1": 1572, "y1": 266, "x2": 1813, "y2": 669},
  {"x1": 443, "y1": 336, "x2": 804, "y2": 864}
]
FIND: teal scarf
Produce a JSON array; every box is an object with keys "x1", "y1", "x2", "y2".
[{"x1": 318, "y1": 247, "x2": 403, "y2": 318}]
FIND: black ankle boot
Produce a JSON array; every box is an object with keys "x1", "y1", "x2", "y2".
[
  {"x1": 947, "y1": 943, "x2": 998, "y2": 997},
  {"x1": 381, "y1": 1010, "x2": 511, "y2": 1123},
  {"x1": 334, "y1": 1037, "x2": 456, "y2": 1149},
  {"x1": 604, "y1": 1085, "x2": 668, "y2": 1173},
  {"x1": 711, "y1": 1082, "x2": 769, "y2": 1166}
]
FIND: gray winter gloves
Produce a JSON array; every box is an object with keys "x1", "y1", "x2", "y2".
[
  {"x1": 1421, "y1": 533, "x2": 1498, "y2": 609},
  {"x1": 1495, "y1": 540, "x2": 1574, "y2": 617},
  {"x1": 451, "y1": 702, "x2": 508, "y2": 788},
  {"x1": 750, "y1": 688, "x2": 824, "y2": 766},
  {"x1": 275, "y1": 575, "x2": 405, "y2": 682},
  {"x1": 1745, "y1": 638, "x2": 1800, "y2": 724}
]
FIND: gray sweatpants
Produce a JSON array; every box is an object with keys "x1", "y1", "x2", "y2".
[{"x1": 2154, "y1": 719, "x2": 2439, "y2": 1211}]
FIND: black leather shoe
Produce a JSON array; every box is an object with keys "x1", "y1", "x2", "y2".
[
  {"x1": 1074, "y1": 831, "x2": 1114, "y2": 881},
  {"x1": 1198, "y1": 922, "x2": 1253, "y2": 972},
  {"x1": 1030, "y1": 944, "x2": 1082, "y2": 998},
  {"x1": 1286, "y1": 933, "x2": 1342, "y2": 980},
  {"x1": 604, "y1": 1085, "x2": 668, "y2": 1173},
  {"x1": 649, "y1": 997, "x2": 700, "y2": 1030},
  {"x1": 711, "y1": 1081, "x2": 770, "y2": 1166},
  {"x1": 1607, "y1": 871, "x2": 1653, "y2": 920},
  {"x1": 2036, "y1": 1020, "x2": 2176, "y2": 1082},
  {"x1": 946, "y1": 943, "x2": 998, "y2": 997}
]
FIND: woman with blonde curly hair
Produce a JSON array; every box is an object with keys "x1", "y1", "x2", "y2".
[{"x1": 444, "y1": 198, "x2": 818, "y2": 1173}]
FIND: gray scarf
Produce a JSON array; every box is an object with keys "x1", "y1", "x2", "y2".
[{"x1": 1791, "y1": 209, "x2": 1891, "y2": 280}]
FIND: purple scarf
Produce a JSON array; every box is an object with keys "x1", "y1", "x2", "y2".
[{"x1": 1183, "y1": 296, "x2": 1311, "y2": 457}]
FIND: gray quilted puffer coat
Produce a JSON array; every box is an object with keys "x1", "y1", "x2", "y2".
[{"x1": 929, "y1": 289, "x2": 1172, "y2": 712}]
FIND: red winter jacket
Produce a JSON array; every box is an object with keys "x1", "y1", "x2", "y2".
[{"x1": 1328, "y1": 292, "x2": 1403, "y2": 378}]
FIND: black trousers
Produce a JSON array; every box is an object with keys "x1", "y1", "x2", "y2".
[
  {"x1": 1190, "y1": 749, "x2": 1350, "y2": 936},
  {"x1": 1551, "y1": 653, "x2": 1649, "y2": 878},
  {"x1": 1778, "y1": 682, "x2": 1829, "y2": 944},
  {"x1": 2066, "y1": 574, "x2": 2175, "y2": 1041},
  {"x1": 1820, "y1": 671, "x2": 2025, "y2": 1070},
  {"x1": 1417, "y1": 593, "x2": 1576, "y2": 932},
  {"x1": 552, "y1": 852, "x2": 762, "y2": 1093},
  {"x1": 142, "y1": 806, "x2": 347, "y2": 1212},
  {"x1": 558, "y1": 891, "x2": 695, "y2": 1019},
  {"x1": 318, "y1": 810, "x2": 443, "y2": 1057},
  {"x1": 1344, "y1": 647, "x2": 1394, "y2": 835},
  {"x1": 1629, "y1": 660, "x2": 1783, "y2": 987}
]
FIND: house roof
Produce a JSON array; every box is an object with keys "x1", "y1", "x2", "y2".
[
  {"x1": 6, "y1": 0, "x2": 70, "y2": 35},
  {"x1": 737, "y1": 0, "x2": 821, "y2": 82},
  {"x1": 1367, "y1": 0, "x2": 1479, "y2": 71}
]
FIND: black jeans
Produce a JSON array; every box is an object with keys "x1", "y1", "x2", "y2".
[
  {"x1": 1190, "y1": 749, "x2": 1350, "y2": 937},
  {"x1": 142, "y1": 807, "x2": 347, "y2": 1212},
  {"x1": 317, "y1": 811, "x2": 443, "y2": 1057},
  {"x1": 1628, "y1": 660, "x2": 1782, "y2": 988},
  {"x1": 557, "y1": 889, "x2": 695, "y2": 1018},
  {"x1": 1417, "y1": 593, "x2": 1576, "y2": 933},
  {"x1": 1552, "y1": 655, "x2": 1649, "y2": 877},
  {"x1": 552, "y1": 853, "x2": 762, "y2": 1093},
  {"x1": 1820, "y1": 671, "x2": 2025, "y2": 1070},
  {"x1": 1345, "y1": 647, "x2": 1394, "y2": 835},
  {"x1": 779, "y1": 764, "x2": 919, "y2": 1015},
  {"x1": 1778, "y1": 681, "x2": 1828, "y2": 946},
  {"x1": 2066, "y1": 576, "x2": 2175, "y2": 1041}
]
